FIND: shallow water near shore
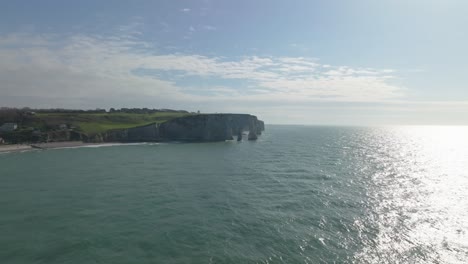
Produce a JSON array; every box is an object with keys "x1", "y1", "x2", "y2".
[{"x1": 1, "y1": 125, "x2": 467, "y2": 263}]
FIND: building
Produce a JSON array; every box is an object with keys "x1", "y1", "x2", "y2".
[{"x1": 0, "y1": 123, "x2": 18, "y2": 132}]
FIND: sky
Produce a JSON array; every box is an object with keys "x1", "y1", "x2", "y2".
[{"x1": 0, "y1": 0, "x2": 467, "y2": 125}]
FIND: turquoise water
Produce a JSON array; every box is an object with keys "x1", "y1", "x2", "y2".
[{"x1": 1, "y1": 125, "x2": 468, "y2": 263}]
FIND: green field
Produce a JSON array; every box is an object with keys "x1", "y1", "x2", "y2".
[{"x1": 33, "y1": 112, "x2": 192, "y2": 134}]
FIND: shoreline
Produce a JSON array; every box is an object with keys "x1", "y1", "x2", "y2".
[
  {"x1": 31, "y1": 141, "x2": 104, "y2": 149},
  {"x1": 0, "y1": 144, "x2": 33, "y2": 153},
  {"x1": 0, "y1": 141, "x2": 131, "y2": 154}
]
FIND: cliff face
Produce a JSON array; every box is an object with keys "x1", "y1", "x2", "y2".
[{"x1": 103, "y1": 114, "x2": 265, "y2": 142}]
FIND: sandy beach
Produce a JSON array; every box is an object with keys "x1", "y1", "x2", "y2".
[
  {"x1": 0, "y1": 141, "x2": 120, "y2": 153},
  {"x1": 0, "y1": 144, "x2": 33, "y2": 153},
  {"x1": 30, "y1": 141, "x2": 96, "y2": 149}
]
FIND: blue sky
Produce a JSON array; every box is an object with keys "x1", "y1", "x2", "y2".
[{"x1": 1, "y1": 0, "x2": 467, "y2": 125}]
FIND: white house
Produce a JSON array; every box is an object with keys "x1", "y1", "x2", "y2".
[{"x1": 0, "y1": 123, "x2": 18, "y2": 132}]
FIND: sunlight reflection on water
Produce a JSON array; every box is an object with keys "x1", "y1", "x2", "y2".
[{"x1": 356, "y1": 126, "x2": 468, "y2": 263}]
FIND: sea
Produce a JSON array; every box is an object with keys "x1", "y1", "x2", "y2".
[{"x1": 1, "y1": 125, "x2": 467, "y2": 263}]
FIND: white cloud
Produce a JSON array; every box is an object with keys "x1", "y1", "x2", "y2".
[
  {"x1": 180, "y1": 8, "x2": 190, "y2": 12},
  {"x1": 0, "y1": 32, "x2": 405, "y2": 108}
]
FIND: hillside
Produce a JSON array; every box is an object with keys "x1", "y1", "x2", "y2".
[{"x1": 0, "y1": 109, "x2": 193, "y2": 143}]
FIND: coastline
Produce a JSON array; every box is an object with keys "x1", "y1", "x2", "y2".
[
  {"x1": 31, "y1": 141, "x2": 101, "y2": 149},
  {"x1": 0, "y1": 144, "x2": 33, "y2": 153},
  {"x1": 0, "y1": 141, "x2": 124, "y2": 154}
]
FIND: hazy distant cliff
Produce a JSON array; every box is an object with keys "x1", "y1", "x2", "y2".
[{"x1": 104, "y1": 114, "x2": 265, "y2": 142}]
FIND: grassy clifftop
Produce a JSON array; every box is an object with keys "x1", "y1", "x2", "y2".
[
  {"x1": 33, "y1": 112, "x2": 192, "y2": 134},
  {"x1": 0, "y1": 111, "x2": 190, "y2": 134}
]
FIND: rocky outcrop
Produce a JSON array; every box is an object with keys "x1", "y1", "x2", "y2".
[{"x1": 102, "y1": 114, "x2": 265, "y2": 142}]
